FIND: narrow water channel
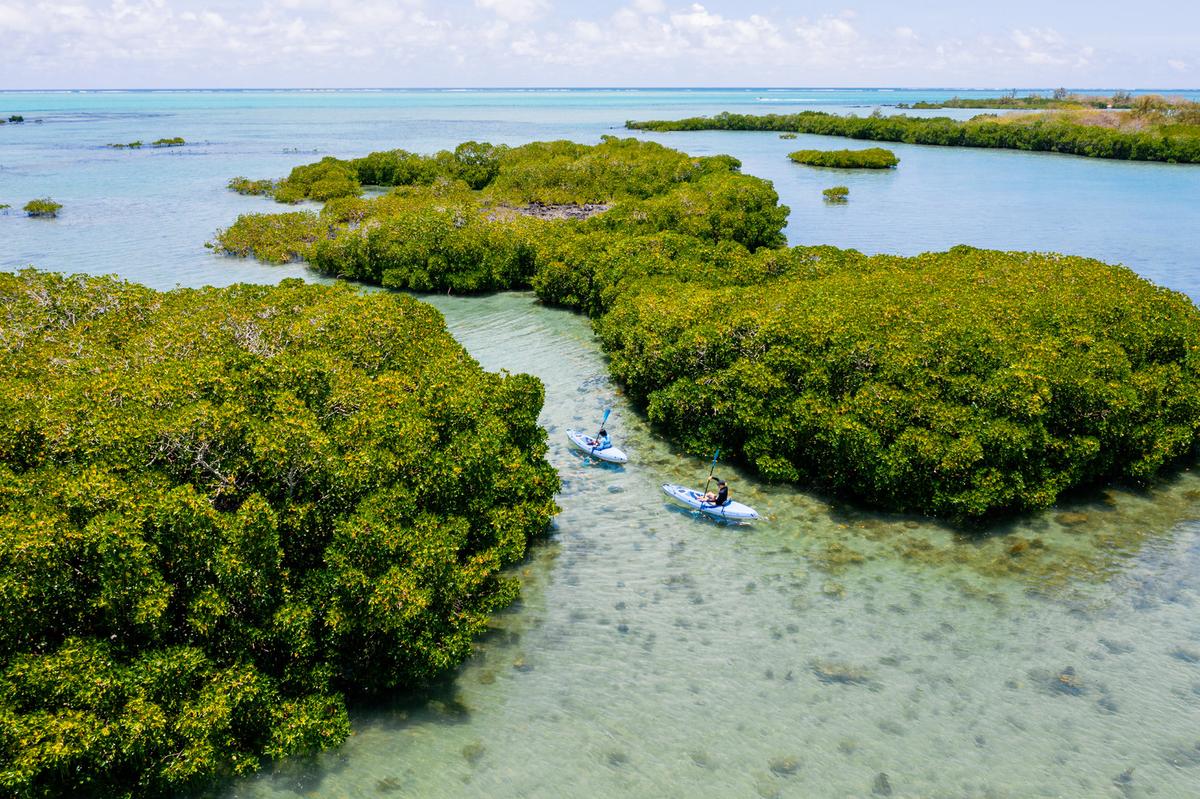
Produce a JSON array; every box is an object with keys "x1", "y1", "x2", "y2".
[{"x1": 226, "y1": 292, "x2": 1200, "y2": 799}]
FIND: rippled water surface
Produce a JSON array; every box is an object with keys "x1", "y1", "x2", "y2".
[
  {"x1": 1, "y1": 89, "x2": 1199, "y2": 797},
  {"x1": 225, "y1": 292, "x2": 1200, "y2": 799}
]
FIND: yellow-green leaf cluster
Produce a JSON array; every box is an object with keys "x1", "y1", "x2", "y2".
[
  {"x1": 789, "y1": 148, "x2": 899, "y2": 169},
  {"x1": 0, "y1": 270, "x2": 559, "y2": 797},
  {"x1": 212, "y1": 138, "x2": 1200, "y2": 522}
]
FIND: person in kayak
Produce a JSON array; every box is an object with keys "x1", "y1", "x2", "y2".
[
  {"x1": 701, "y1": 480, "x2": 729, "y2": 506},
  {"x1": 593, "y1": 429, "x2": 612, "y2": 450}
]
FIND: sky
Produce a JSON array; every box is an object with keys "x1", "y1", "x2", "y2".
[{"x1": 0, "y1": 0, "x2": 1196, "y2": 89}]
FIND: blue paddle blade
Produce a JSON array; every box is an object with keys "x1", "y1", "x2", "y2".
[
  {"x1": 710, "y1": 448, "x2": 720, "y2": 469},
  {"x1": 601, "y1": 408, "x2": 611, "y2": 426}
]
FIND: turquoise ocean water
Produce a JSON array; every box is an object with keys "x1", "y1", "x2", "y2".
[
  {"x1": 3, "y1": 88, "x2": 1199, "y2": 295},
  {"x1": 2, "y1": 88, "x2": 1200, "y2": 797}
]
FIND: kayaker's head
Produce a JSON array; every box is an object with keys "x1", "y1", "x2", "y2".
[
  {"x1": 599, "y1": 428, "x2": 607, "y2": 436},
  {"x1": 717, "y1": 480, "x2": 727, "y2": 487}
]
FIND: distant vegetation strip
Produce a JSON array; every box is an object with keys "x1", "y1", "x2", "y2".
[
  {"x1": 107, "y1": 137, "x2": 186, "y2": 149},
  {"x1": 897, "y1": 91, "x2": 1200, "y2": 114},
  {"x1": 0, "y1": 271, "x2": 558, "y2": 797},
  {"x1": 789, "y1": 148, "x2": 898, "y2": 169},
  {"x1": 626, "y1": 110, "x2": 1200, "y2": 164},
  {"x1": 899, "y1": 90, "x2": 1135, "y2": 110},
  {"x1": 213, "y1": 138, "x2": 1200, "y2": 523}
]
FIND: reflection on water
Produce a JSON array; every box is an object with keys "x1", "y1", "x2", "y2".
[{"x1": 224, "y1": 293, "x2": 1200, "y2": 799}]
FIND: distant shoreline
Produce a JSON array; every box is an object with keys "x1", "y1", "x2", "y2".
[{"x1": 628, "y1": 107, "x2": 1200, "y2": 165}]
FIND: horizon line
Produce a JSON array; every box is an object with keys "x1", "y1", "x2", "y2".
[{"x1": 2, "y1": 85, "x2": 1200, "y2": 93}]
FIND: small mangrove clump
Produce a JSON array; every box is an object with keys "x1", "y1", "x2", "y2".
[
  {"x1": 210, "y1": 210, "x2": 321, "y2": 263},
  {"x1": 823, "y1": 185, "x2": 850, "y2": 202},
  {"x1": 23, "y1": 198, "x2": 62, "y2": 217},
  {"x1": 107, "y1": 137, "x2": 185, "y2": 149},
  {"x1": 779, "y1": 132, "x2": 798, "y2": 140},
  {"x1": 6, "y1": 114, "x2": 25, "y2": 124},
  {"x1": 228, "y1": 176, "x2": 279, "y2": 196},
  {"x1": 790, "y1": 148, "x2": 899, "y2": 169}
]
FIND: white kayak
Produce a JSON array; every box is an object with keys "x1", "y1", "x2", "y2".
[
  {"x1": 661, "y1": 483, "x2": 760, "y2": 522},
  {"x1": 567, "y1": 429, "x2": 629, "y2": 464}
]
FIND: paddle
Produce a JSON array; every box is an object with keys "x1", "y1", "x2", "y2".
[
  {"x1": 589, "y1": 408, "x2": 611, "y2": 456},
  {"x1": 702, "y1": 448, "x2": 720, "y2": 499}
]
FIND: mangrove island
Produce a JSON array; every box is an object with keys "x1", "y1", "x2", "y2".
[
  {"x1": 626, "y1": 107, "x2": 1200, "y2": 164},
  {"x1": 0, "y1": 270, "x2": 559, "y2": 797},
  {"x1": 212, "y1": 137, "x2": 1200, "y2": 522}
]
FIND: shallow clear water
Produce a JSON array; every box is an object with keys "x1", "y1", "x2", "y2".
[
  {"x1": 225, "y1": 292, "x2": 1200, "y2": 799},
  {"x1": 1, "y1": 89, "x2": 1199, "y2": 797}
]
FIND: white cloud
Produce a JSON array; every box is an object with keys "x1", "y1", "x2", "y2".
[
  {"x1": 0, "y1": 1, "x2": 1169, "y2": 88},
  {"x1": 1007, "y1": 27, "x2": 1089, "y2": 67},
  {"x1": 632, "y1": 0, "x2": 666, "y2": 13},
  {"x1": 0, "y1": 4, "x2": 34, "y2": 32},
  {"x1": 474, "y1": 0, "x2": 549, "y2": 23},
  {"x1": 793, "y1": 13, "x2": 859, "y2": 52},
  {"x1": 0, "y1": 0, "x2": 453, "y2": 77},
  {"x1": 668, "y1": 5, "x2": 784, "y2": 53}
]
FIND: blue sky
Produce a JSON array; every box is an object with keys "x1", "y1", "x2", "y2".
[{"x1": 0, "y1": 0, "x2": 1195, "y2": 89}]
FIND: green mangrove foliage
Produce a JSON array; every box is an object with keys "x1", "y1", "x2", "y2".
[
  {"x1": 107, "y1": 138, "x2": 185, "y2": 150},
  {"x1": 242, "y1": 141, "x2": 506, "y2": 204},
  {"x1": 901, "y1": 95, "x2": 1074, "y2": 110},
  {"x1": 208, "y1": 210, "x2": 321, "y2": 263},
  {"x1": 627, "y1": 110, "x2": 1200, "y2": 164},
  {"x1": 215, "y1": 138, "x2": 1200, "y2": 521},
  {"x1": 215, "y1": 136, "x2": 788, "y2": 284},
  {"x1": 0, "y1": 270, "x2": 559, "y2": 797},
  {"x1": 228, "y1": 176, "x2": 278, "y2": 196},
  {"x1": 273, "y1": 157, "x2": 362, "y2": 203},
  {"x1": 23, "y1": 198, "x2": 62, "y2": 217},
  {"x1": 898, "y1": 90, "x2": 1134, "y2": 110},
  {"x1": 822, "y1": 186, "x2": 850, "y2": 201},
  {"x1": 596, "y1": 246, "x2": 1200, "y2": 519},
  {"x1": 235, "y1": 137, "x2": 746, "y2": 206},
  {"x1": 790, "y1": 148, "x2": 899, "y2": 169}
]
